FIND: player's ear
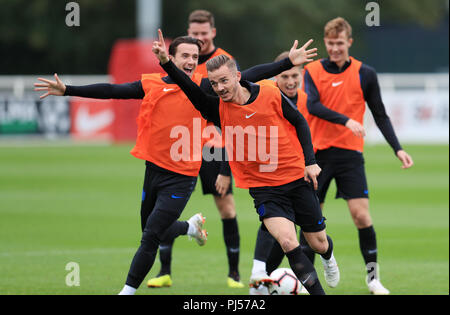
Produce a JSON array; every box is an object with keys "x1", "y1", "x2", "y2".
[
  {"x1": 236, "y1": 71, "x2": 241, "y2": 81},
  {"x1": 348, "y1": 37, "x2": 354, "y2": 48},
  {"x1": 211, "y1": 27, "x2": 217, "y2": 39}
]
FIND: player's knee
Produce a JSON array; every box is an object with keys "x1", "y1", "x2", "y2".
[
  {"x1": 219, "y1": 207, "x2": 235, "y2": 219},
  {"x1": 309, "y1": 237, "x2": 328, "y2": 254},
  {"x1": 351, "y1": 211, "x2": 372, "y2": 228},
  {"x1": 279, "y1": 236, "x2": 299, "y2": 253},
  {"x1": 141, "y1": 229, "x2": 160, "y2": 252},
  {"x1": 217, "y1": 200, "x2": 236, "y2": 219},
  {"x1": 311, "y1": 242, "x2": 328, "y2": 254}
]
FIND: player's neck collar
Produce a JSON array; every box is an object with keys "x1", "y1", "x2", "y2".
[
  {"x1": 199, "y1": 47, "x2": 219, "y2": 64},
  {"x1": 323, "y1": 57, "x2": 352, "y2": 74}
]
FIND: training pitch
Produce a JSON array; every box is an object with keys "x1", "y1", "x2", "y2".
[{"x1": 0, "y1": 143, "x2": 448, "y2": 295}]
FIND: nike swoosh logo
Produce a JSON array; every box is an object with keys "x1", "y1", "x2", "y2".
[
  {"x1": 301, "y1": 275, "x2": 311, "y2": 285},
  {"x1": 318, "y1": 218, "x2": 324, "y2": 225},
  {"x1": 75, "y1": 106, "x2": 114, "y2": 134},
  {"x1": 245, "y1": 112, "x2": 256, "y2": 119},
  {"x1": 171, "y1": 194, "x2": 184, "y2": 199},
  {"x1": 163, "y1": 88, "x2": 174, "y2": 92},
  {"x1": 332, "y1": 81, "x2": 343, "y2": 87}
]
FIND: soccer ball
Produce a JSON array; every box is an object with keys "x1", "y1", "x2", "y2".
[{"x1": 268, "y1": 268, "x2": 302, "y2": 295}]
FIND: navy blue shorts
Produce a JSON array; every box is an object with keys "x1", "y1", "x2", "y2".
[
  {"x1": 315, "y1": 147, "x2": 369, "y2": 203},
  {"x1": 199, "y1": 146, "x2": 233, "y2": 196},
  {"x1": 140, "y1": 162, "x2": 197, "y2": 233},
  {"x1": 249, "y1": 178, "x2": 326, "y2": 233}
]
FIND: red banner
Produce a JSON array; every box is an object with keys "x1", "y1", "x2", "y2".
[{"x1": 70, "y1": 97, "x2": 115, "y2": 140}]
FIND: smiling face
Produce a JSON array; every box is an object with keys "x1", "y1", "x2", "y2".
[
  {"x1": 170, "y1": 43, "x2": 199, "y2": 78},
  {"x1": 188, "y1": 22, "x2": 216, "y2": 55},
  {"x1": 275, "y1": 66, "x2": 302, "y2": 98},
  {"x1": 208, "y1": 64, "x2": 241, "y2": 103},
  {"x1": 324, "y1": 30, "x2": 353, "y2": 68}
]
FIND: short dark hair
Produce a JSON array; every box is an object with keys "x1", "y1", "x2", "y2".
[
  {"x1": 206, "y1": 54, "x2": 237, "y2": 73},
  {"x1": 188, "y1": 10, "x2": 215, "y2": 27},
  {"x1": 168, "y1": 36, "x2": 203, "y2": 56}
]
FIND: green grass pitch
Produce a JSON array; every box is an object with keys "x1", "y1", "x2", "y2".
[{"x1": 0, "y1": 143, "x2": 448, "y2": 295}]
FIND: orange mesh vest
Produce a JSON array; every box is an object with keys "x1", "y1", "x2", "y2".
[
  {"x1": 258, "y1": 80, "x2": 309, "y2": 118},
  {"x1": 130, "y1": 73, "x2": 206, "y2": 176},
  {"x1": 219, "y1": 83, "x2": 305, "y2": 189},
  {"x1": 195, "y1": 48, "x2": 234, "y2": 77},
  {"x1": 195, "y1": 48, "x2": 234, "y2": 149},
  {"x1": 304, "y1": 57, "x2": 366, "y2": 152},
  {"x1": 297, "y1": 89, "x2": 309, "y2": 119}
]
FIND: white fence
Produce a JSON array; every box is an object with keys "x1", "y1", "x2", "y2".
[
  {"x1": 0, "y1": 73, "x2": 448, "y2": 144},
  {"x1": 366, "y1": 73, "x2": 449, "y2": 144}
]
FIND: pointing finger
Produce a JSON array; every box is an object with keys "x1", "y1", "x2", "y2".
[{"x1": 158, "y1": 29, "x2": 164, "y2": 44}]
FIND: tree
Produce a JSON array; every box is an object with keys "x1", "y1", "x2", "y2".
[{"x1": 163, "y1": 0, "x2": 448, "y2": 70}]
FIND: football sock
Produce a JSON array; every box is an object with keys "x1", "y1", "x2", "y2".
[
  {"x1": 358, "y1": 226, "x2": 378, "y2": 280},
  {"x1": 222, "y1": 217, "x2": 240, "y2": 278},
  {"x1": 118, "y1": 284, "x2": 137, "y2": 295},
  {"x1": 286, "y1": 245, "x2": 325, "y2": 295},
  {"x1": 266, "y1": 242, "x2": 285, "y2": 275},
  {"x1": 299, "y1": 230, "x2": 316, "y2": 264},
  {"x1": 157, "y1": 239, "x2": 174, "y2": 276},
  {"x1": 320, "y1": 235, "x2": 334, "y2": 261},
  {"x1": 161, "y1": 221, "x2": 189, "y2": 239},
  {"x1": 254, "y1": 224, "x2": 277, "y2": 262}
]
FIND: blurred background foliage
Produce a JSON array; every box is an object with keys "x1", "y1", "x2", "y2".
[{"x1": 1, "y1": 0, "x2": 448, "y2": 74}]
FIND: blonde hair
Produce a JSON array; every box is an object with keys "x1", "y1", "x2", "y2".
[
  {"x1": 274, "y1": 51, "x2": 302, "y2": 69},
  {"x1": 206, "y1": 54, "x2": 237, "y2": 73},
  {"x1": 324, "y1": 17, "x2": 352, "y2": 39},
  {"x1": 274, "y1": 51, "x2": 290, "y2": 62}
]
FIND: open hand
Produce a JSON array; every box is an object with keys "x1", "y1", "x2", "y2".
[
  {"x1": 34, "y1": 73, "x2": 66, "y2": 99},
  {"x1": 288, "y1": 39, "x2": 318, "y2": 66}
]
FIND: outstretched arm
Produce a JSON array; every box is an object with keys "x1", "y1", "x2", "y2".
[
  {"x1": 241, "y1": 39, "x2": 318, "y2": 82},
  {"x1": 34, "y1": 74, "x2": 144, "y2": 99},
  {"x1": 153, "y1": 29, "x2": 221, "y2": 126},
  {"x1": 34, "y1": 74, "x2": 66, "y2": 99}
]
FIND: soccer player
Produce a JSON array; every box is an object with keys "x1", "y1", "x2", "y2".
[
  {"x1": 153, "y1": 29, "x2": 339, "y2": 295},
  {"x1": 35, "y1": 34, "x2": 316, "y2": 295},
  {"x1": 302, "y1": 17, "x2": 414, "y2": 295},
  {"x1": 148, "y1": 9, "x2": 243, "y2": 289},
  {"x1": 249, "y1": 52, "x2": 334, "y2": 295}
]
